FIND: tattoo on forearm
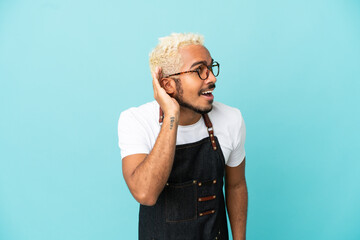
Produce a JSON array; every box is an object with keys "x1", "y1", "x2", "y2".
[{"x1": 170, "y1": 117, "x2": 175, "y2": 130}]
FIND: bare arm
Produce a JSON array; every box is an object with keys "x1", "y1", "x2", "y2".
[
  {"x1": 122, "y1": 67, "x2": 180, "y2": 206},
  {"x1": 225, "y1": 158, "x2": 248, "y2": 240}
]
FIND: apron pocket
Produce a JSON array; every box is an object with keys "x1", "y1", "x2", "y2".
[{"x1": 165, "y1": 180, "x2": 197, "y2": 222}]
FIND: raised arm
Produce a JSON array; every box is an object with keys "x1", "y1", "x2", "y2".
[{"x1": 122, "y1": 67, "x2": 180, "y2": 206}]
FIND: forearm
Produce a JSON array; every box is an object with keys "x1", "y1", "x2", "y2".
[
  {"x1": 129, "y1": 114, "x2": 178, "y2": 205},
  {"x1": 226, "y1": 181, "x2": 248, "y2": 240}
]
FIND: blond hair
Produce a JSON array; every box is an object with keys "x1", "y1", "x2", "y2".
[{"x1": 149, "y1": 33, "x2": 204, "y2": 77}]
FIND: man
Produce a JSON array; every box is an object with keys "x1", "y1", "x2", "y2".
[{"x1": 118, "y1": 33, "x2": 247, "y2": 240}]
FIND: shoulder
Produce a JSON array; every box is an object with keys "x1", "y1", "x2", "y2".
[
  {"x1": 118, "y1": 101, "x2": 160, "y2": 135},
  {"x1": 208, "y1": 101, "x2": 245, "y2": 146},
  {"x1": 119, "y1": 101, "x2": 159, "y2": 124},
  {"x1": 209, "y1": 102, "x2": 244, "y2": 126},
  {"x1": 208, "y1": 102, "x2": 246, "y2": 166},
  {"x1": 118, "y1": 101, "x2": 159, "y2": 158}
]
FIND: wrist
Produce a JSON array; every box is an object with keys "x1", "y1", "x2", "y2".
[{"x1": 163, "y1": 113, "x2": 179, "y2": 123}]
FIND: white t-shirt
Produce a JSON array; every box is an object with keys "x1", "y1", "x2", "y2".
[{"x1": 118, "y1": 101, "x2": 246, "y2": 167}]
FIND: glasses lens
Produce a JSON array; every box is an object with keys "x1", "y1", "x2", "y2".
[
  {"x1": 211, "y1": 62, "x2": 219, "y2": 77},
  {"x1": 197, "y1": 62, "x2": 220, "y2": 80},
  {"x1": 199, "y1": 65, "x2": 208, "y2": 80}
]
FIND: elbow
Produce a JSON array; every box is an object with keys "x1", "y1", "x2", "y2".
[{"x1": 133, "y1": 192, "x2": 158, "y2": 206}]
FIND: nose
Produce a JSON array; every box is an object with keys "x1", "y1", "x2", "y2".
[{"x1": 205, "y1": 69, "x2": 217, "y2": 85}]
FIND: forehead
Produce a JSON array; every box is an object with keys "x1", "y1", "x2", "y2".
[{"x1": 179, "y1": 45, "x2": 212, "y2": 70}]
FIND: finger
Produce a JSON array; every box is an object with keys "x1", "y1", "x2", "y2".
[
  {"x1": 152, "y1": 78, "x2": 158, "y2": 96},
  {"x1": 152, "y1": 67, "x2": 162, "y2": 89},
  {"x1": 157, "y1": 66, "x2": 162, "y2": 80},
  {"x1": 152, "y1": 76, "x2": 160, "y2": 94},
  {"x1": 151, "y1": 70, "x2": 157, "y2": 82},
  {"x1": 151, "y1": 68, "x2": 158, "y2": 88}
]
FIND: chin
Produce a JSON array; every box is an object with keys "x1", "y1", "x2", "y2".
[
  {"x1": 198, "y1": 107, "x2": 212, "y2": 115},
  {"x1": 176, "y1": 94, "x2": 214, "y2": 114},
  {"x1": 181, "y1": 102, "x2": 213, "y2": 115}
]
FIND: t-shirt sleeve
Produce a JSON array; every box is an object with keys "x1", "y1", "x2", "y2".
[
  {"x1": 226, "y1": 111, "x2": 246, "y2": 167},
  {"x1": 117, "y1": 110, "x2": 151, "y2": 159}
]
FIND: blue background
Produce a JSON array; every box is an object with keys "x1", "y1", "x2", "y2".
[{"x1": 1, "y1": 0, "x2": 359, "y2": 239}]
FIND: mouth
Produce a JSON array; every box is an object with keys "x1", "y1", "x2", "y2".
[
  {"x1": 200, "y1": 89, "x2": 214, "y2": 101},
  {"x1": 201, "y1": 90, "x2": 213, "y2": 96}
]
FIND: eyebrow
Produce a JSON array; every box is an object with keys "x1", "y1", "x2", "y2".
[{"x1": 189, "y1": 59, "x2": 214, "y2": 69}]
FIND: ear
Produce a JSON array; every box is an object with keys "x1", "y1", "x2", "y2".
[{"x1": 160, "y1": 77, "x2": 176, "y2": 95}]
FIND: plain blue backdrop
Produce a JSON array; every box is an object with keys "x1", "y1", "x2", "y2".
[{"x1": 1, "y1": 0, "x2": 359, "y2": 239}]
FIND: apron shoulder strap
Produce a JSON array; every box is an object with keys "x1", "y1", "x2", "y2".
[
  {"x1": 202, "y1": 113, "x2": 217, "y2": 151},
  {"x1": 159, "y1": 107, "x2": 164, "y2": 124}
]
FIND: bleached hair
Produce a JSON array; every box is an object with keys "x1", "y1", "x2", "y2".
[{"x1": 149, "y1": 33, "x2": 204, "y2": 77}]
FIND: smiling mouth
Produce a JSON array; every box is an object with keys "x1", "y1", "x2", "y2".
[{"x1": 201, "y1": 90, "x2": 213, "y2": 97}]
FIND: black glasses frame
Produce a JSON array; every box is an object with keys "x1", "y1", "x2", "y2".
[{"x1": 165, "y1": 60, "x2": 220, "y2": 80}]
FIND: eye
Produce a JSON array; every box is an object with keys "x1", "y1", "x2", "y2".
[{"x1": 197, "y1": 64, "x2": 207, "y2": 73}]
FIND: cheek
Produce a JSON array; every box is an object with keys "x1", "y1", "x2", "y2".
[
  {"x1": 182, "y1": 79, "x2": 202, "y2": 97},
  {"x1": 185, "y1": 87, "x2": 200, "y2": 98}
]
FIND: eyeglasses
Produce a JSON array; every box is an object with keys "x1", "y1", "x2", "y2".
[{"x1": 165, "y1": 60, "x2": 220, "y2": 80}]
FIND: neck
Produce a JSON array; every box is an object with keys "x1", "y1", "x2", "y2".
[{"x1": 178, "y1": 106, "x2": 202, "y2": 126}]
